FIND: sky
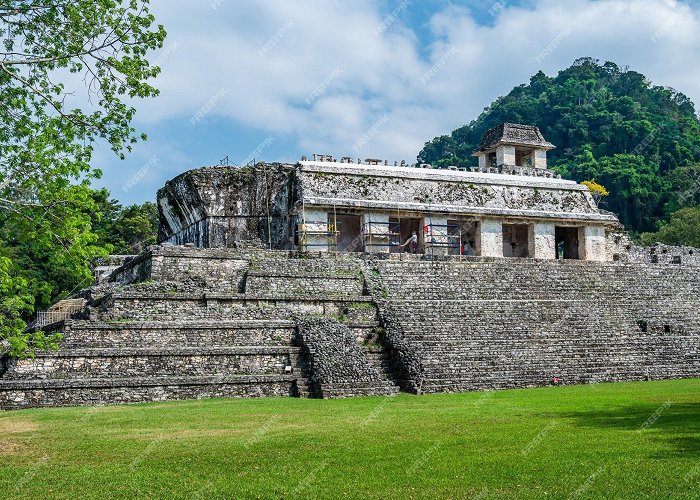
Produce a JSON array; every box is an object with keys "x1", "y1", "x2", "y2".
[{"x1": 94, "y1": 0, "x2": 700, "y2": 205}]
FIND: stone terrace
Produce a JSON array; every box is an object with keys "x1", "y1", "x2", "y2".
[
  {"x1": 0, "y1": 247, "x2": 397, "y2": 409},
  {"x1": 1, "y1": 246, "x2": 699, "y2": 409}
]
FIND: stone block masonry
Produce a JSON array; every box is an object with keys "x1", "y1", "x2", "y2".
[
  {"x1": 0, "y1": 247, "x2": 393, "y2": 409},
  {"x1": 1, "y1": 246, "x2": 699, "y2": 409},
  {"x1": 295, "y1": 317, "x2": 398, "y2": 398},
  {"x1": 375, "y1": 258, "x2": 700, "y2": 393}
]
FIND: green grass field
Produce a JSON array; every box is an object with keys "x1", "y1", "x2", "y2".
[{"x1": 1, "y1": 379, "x2": 699, "y2": 499}]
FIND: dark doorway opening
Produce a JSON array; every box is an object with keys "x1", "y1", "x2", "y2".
[
  {"x1": 555, "y1": 226, "x2": 580, "y2": 259},
  {"x1": 333, "y1": 214, "x2": 362, "y2": 252},
  {"x1": 503, "y1": 224, "x2": 530, "y2": 258}
]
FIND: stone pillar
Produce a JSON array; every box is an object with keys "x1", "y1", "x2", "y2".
[
  {"x1": 302, "y1": 209, "x2": 330, "y2": 252},
  {"x1": 534, "y1": 149, "x2": 548, "y2": 169},
  {"x1": 580, "y1": 225, "x2": 607, "y2": 261},
  {"x1": 362, "y1": 213, "x2": 390, "y2": 254},
  {"x1": 425, "y1": 216, "x2": 449, "y2": 257},
  {"x1": 479, "y1": 219, "x2": 503, "y2": 257},
  {"x1": 496, "y1": 145, "x2": 516, "y2": 166},
  {"x1": 478, "y1": 154, "x2": 487, "y2": 170},
  {"x1": 528, "y1": 223, "x2": 556, "y2": 259}
]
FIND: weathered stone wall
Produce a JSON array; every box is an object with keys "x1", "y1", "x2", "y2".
[
  {"x1": 5, "y1": 348, "x2": 296, "y2": 379},
  {"x1": 3, "y1": 246, "x2": 699, "y2": 410},
  {"x1": 297, "y1": 162, "x2": 616, "y2": 223},
  {"x1": 157, "y1": 164, "x2": 294, "y2": 249},
  {"x1": 0, "y1": 377, "x2": 298, "y2": 409},
  {"x1": 58, "y1": 320, "x2": 297, "y2": 348},
  {"x1": 0, "y1": 248, "x2": 385, "y2": 409},
  {"x1": 375, "y1": 257, "x2": 700, "y2": 393},
  {"x1": 623, "y1": 242, "x2": 700, "y2": 266}
]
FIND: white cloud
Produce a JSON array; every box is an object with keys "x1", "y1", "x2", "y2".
[{"x1": 131, "y1": 0, "x2": 700, "y2": 164}]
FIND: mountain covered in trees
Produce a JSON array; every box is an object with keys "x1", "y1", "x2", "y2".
[{"x1": 419, "y1": 58, "x2": 700, "y2": 238}]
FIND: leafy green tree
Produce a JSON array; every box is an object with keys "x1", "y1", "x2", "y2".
[
  {"x1": 640, "y1": 207, "x2": 700, "y2": 247},
  {"x1": 662, "y1": 164, "x2": 700, "y2": 215},
  {"x1": 0, "y1": 1, "x2": 165, "y2": 356},
  {"x1": 92, "y1": 190, "x2": 158, "y2": 254}
]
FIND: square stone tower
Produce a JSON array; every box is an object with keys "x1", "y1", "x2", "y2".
[{"x1": 473, "y1": 123, "x2": 555, "y2": 170}]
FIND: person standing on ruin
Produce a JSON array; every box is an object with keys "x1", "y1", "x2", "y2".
[{"x1": 401, "y1": 231, "x2": 418, "y2": 253}]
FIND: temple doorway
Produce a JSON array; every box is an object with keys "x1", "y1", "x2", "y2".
[
  {"x1": 555, "y1": 226, "x2": 580, "y2": 259},
  {"x1": 503, "y1": 224, "x2": 530, "y2": 257},
  {"x1": 333, "y1": 214, "x2": 362, "y2": 252}
]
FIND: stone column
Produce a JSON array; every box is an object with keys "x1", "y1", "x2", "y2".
[
  {"x1": 302, "y1": 209, "x2": 331, "y2": 252},
  {"x1": 479, "y1": 219, "x2": 503, "y2": 257},
  {"x1": 580, "y1": 225, "x2": 607, "y2": 261},
  {"x1": 496, "y1": 145, "x2": 516, "y2": 166},
  {"x1": 478, "y1": 154, "x2": 487, "y2": 170},
  {"x1": 528, "y1": 222, "x2": 556, "y2": 259},
  {"x1": 425, "y1": 216, "x2": 449, "y2": 257},
  {"x1": 534, "y1": 149, "x2": 548, "y2": 169},
  {"x1": 362, "y1": 213, "x2": 390, "y2": 254}
]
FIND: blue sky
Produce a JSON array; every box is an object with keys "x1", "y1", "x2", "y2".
[{"x1": 92, "y1": 0, "x2": 700, "y2": 205}]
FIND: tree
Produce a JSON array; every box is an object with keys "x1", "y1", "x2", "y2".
[
  {"x1": 0, "y1": 1, "x2": 165, "y2": 356},
  {"x1": 580, "y1": 180, "x2": 608, "y2": 207},
  {"x1": 91, "y1": 190, "x2": 158, "y2": 254},
  {"x1": 640, "y1": 207, "x2": 700, "y2": 247}
]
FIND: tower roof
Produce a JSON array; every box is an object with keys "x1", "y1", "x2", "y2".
[{"x1": 473, "y1": 123, "x2": 555, "y2": 154}]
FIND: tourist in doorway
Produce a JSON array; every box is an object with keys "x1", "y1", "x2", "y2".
[
  {"x1": 401, "y1": 231, "x2": 418, "y2": 253},
  {"x1": 462, "y1": 240, "x2": 475, "y2": 256}
]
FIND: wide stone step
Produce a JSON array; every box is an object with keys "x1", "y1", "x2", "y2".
[
  {"x1": 57, "y1": 319, "x2": 298, "y2": 348},
  {"x1": 248, "y1": 259, "x2": 361, "y2": 276},
  {"x1": 3, "y1": 347, "x2": 302, "y2": 380},
  {"x1": 315, "y1": 382, "x2": 399, "y2": 399},
  {"x1": 0, "y1": 374, "x2": 304, "y2": 410},
  {"x1": 245, "y1": 270, "x2": 364, "y2": 296},
  {"x1": 97, "y1": 293, "x2": 374, "y2": 322}
]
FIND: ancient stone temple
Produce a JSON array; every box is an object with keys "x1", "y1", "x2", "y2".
[
  {"x1": 158, "y1": 123, "x2": 615, "y2": 261},
  {"x1": 1, "y1": 123, "x2": 699, "y2": 410}
]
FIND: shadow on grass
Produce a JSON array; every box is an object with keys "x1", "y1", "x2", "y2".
[{"x1": 561, "y1": 402, "x2": 700, "y2": 457}]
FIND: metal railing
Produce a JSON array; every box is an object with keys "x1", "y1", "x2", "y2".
[
  {"x1": 33, "y1": 301, "x2": 85, "y2": 329},
  {"x1": 33, "y1": 310, "x2": 74, "y2": 328}
]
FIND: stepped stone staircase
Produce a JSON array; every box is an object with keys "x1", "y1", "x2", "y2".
[
  {"x1": 374, "y1": 258, "x2": 700, "y2": 393},
  {"x1": 0, "y1": 246, "x2": 399, "y2": 410},
  {"x1": 2, "y1": 245, "x2": 699, "y2": 410}
]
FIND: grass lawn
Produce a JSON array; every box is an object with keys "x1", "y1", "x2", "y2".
[{"x1": 0, "y1": 379, "x2": 699, "y2": 499}]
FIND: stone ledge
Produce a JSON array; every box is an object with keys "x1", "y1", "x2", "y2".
[
  {"x1": 63, "y1": 319, "x2": 297, "y2": 330},
  {"x1": 298, "y1": 161, "x2": 579, "y2": 189},
  {"x1": 29, "y1": 346, "x2": 301, "y2": 357},
  {"x1": 246, "y1": 270, "x2": 359, "y2": 279},
  {"x1": 110, "y1": 292, "x2": 373, "y2": 302},
  {"x1": 0, "y1": 374, "x2": 301, "y2": 390},
  {"x1": 303, "y1": 197, "x2": 617, "y2": 223}
]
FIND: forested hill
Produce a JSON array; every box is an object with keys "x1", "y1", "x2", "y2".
[{"x1": 418, "y1": 57, "x2": 700, "y2": 235}]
